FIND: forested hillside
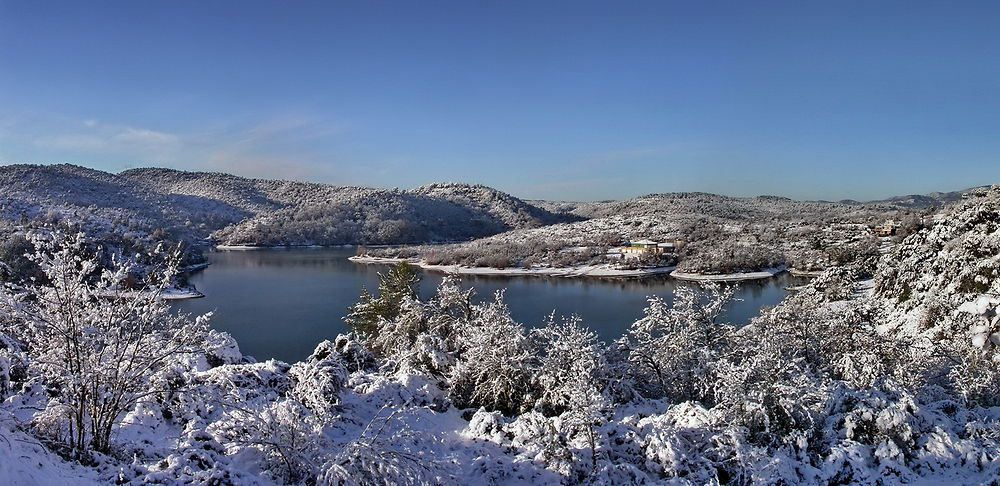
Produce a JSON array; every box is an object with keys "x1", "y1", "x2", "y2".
[
  {"x1": 0, "y1": 164, "x2": 971, "y2": 276},
  {"x1": 368, "y1": 192, "x2": 918, "y2": 274},
  {"x1": 0, "y1": 164, "x2": 567, "y2": 246}
]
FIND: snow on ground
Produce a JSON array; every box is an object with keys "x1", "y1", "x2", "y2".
[
  {"x1": 94, "y1": 287, "x2": 205, "y2": 300},
  {"x1": 215, "y1": 245, "x2": 268, "y2": 250},
  {"x1": 0, "y1": 423, "x2": 103, "y2": 486},
  {"x1": 789, "y1": 268, "x2": 826, "y2": 277},
  {"x1": 350, "y1": 255, "x2": 676, "y2": 278},
  {"x1": 159, "y1": 287, "x2": 205, "y2": 300},
  {"x1": 354, "y1": 255, "x2": 791, "y2": 281},
  {"x1": 670, "y1": 266, "x2": 786, "y2": 282}
]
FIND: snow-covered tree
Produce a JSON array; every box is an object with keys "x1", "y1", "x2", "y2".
[
  {"x1": 449, "y1": 291, "x2": 535, "y2": 415},
  {"x1": 626, "y1": 282, "x2": 735, "y2": 402},
  {"x1": 951, "y1": 296, "x2": 1000, "y2": 406},
  {"x1": 344, "y1": 262, "x2": 421, "y2": 338},
  {"x1": 364, "y1": 277, "x2": 472, "y2": 374},
  {"x1": 533, "y1": 315, "x2": 609, "y2": 475},
  {"x1": 0, "y1": 231, "x2": 209, "y2": 455}
]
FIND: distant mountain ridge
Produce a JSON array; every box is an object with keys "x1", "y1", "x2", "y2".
[
  {"x1": 826, "y1": 187, "x2": 983, "y2": 208},
  {"x1": 0, "y1": 164, "x2": 568, "y2": 245},
  {"x1": 0, "y1": 163, "x2": 988, "y2": 246},
  {"x1": 863, "y1": 187, "x2": 981, "y2": 208}
]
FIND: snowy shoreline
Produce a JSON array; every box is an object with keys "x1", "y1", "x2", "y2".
[
  {"x1": 214, "y1": 246, "x2": 788, "y2": 282},
  {"x1": 95, "y1": 287, "x2": 205, "y2": 300},
  {"x1": 178, "y1": 262, "x2": 211, "y2": 272},
  {"x1": 348, "y1": 255, "x2": 676, "y2": 278},
  {"x1": 160, "y1": 287, "x2": 205, "y2": 300},
  {"x1": 667, "y1": 266, "x2": 787, "y2": 282},
  {"x1": 788, "y1": 267, "x2": 825, "y2": 277},
  {"x1": 216, "y1": 244, "x2": 350, "y2": 250},
  {"x1": 350, "y1": 256, "x2": 789, "y2": 281}
]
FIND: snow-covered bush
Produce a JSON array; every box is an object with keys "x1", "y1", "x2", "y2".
[
  {"x1": 449, "y1": 291, "x2": 535, "y2": 415},
  {"x1": 0, "y1": 231, "x2": 209, "y2": 456},
  {"x1": 533, "y1": 315, "x2": 607, "y2": 416},
  {"x1": 203, "y1": 330, "x2": 244, "y2": 367},
  {"x1": 333, "y1": 332, "x2": 377, "y2": 372},
  {"x1": 288, "y1": 340, "x2": 349, "y2": 415},
  {"x1": 950, "y1": 296, "x2": 1000, "y2": 406},
  {"x1": 210, "y1": 398, "x2": 325, "y2": 483},
  {"x1": 0, "y1": 330, "x2": 27, "y2": 399},
  {"x1": 626, "y1": 282, "x2": 735, "y2": 402},
  {"x1": 318, "y1": 411, "x2": 451, "y2": 486},
  {"x1": 532, "y1": 316, "x2": 609, "y2": 477}
]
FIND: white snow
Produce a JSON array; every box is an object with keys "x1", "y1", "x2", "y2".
[
  {"x1": 670, "y1": 266, "x2": 787, "y2": 282},
  {"x1": 349, "y1": 255, "x2": 676, "y2": 278},
  {"x1": 0, "y1": 423, "x2": 103, "y2": 486}
]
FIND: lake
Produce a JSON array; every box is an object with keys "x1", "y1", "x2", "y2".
[{"x1": 174, "y1": 248, "x2": 805, "y2": 363}]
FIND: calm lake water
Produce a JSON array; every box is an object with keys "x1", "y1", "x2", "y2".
[{"x1": 174, "y1": 248, "x2": 804, "y2": 363}]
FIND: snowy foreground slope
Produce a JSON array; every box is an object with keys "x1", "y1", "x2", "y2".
[{"x1": 2, "y1": 188, "x2": 1000, "y2": 485}]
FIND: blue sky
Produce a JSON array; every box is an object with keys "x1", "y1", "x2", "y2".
[{"x1": 2, "y1": 1, "x2": 999, "y2": 201}]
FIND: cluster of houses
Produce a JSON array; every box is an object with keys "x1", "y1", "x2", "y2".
[
  {"x1": 871, "y1": 220, "x2": 899, "y2": 237},
  {"x1": 608, "y1": 238, "x2": 684, "y2": 260}
]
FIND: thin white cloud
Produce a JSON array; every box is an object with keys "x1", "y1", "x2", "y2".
[
  {"x1": 31, "y1": 120, "x2": 181, "y2": 155},
  {"x1": 2, "y1": 111, "x2": 353, "y2": 182},
  {"x1": 113, "y1": 127, "x2": 179, "y2": 146},
  {"x1": 41, "y1": 133, "x2": 109, "y2": 151}
]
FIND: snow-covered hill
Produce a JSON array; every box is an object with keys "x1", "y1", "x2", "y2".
[
  {"x1": 369, "y1": 192, "x2": 904, "y2": 274},
  {"x1": 0, "y1": 164, "x2": 569, "y2": 246},
  {"x1": 0, "y1": 164, "x2": 987, "y2": 272}
]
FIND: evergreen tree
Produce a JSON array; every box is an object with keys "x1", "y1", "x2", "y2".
[{"x1": 344, "y1": 262, "x2": 421, "y2": 338}]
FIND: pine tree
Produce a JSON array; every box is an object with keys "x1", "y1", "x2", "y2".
[{"x1": 344, "y1": 262, "x2": 421, "y2": 338}]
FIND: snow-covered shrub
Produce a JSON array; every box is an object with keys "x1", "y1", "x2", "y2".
[
  {"x1": 950, "y1": 296, "x2": 1000, "y2": 406},
  {"x1": 0, "y1": 231, "x2": 209, "y2": 456},
  {"x1": 509, "y1": 411, "x2": 577, "y2": 478},
  {"x1": 203, "y1": 330, "x2": 244, "y2": 367},
  {"x1": 209, "y1": 398, "x2": 325, "y2": 484},
  {"x1": 369, "y1": 297, "x2": 458, "y2": 374},
  {"x1": 601, "y1": 338, "x2": 640, "y2": 405},
  {"x1": 635, "y1": 402, "x2": 727, "y2": 483},
  {"x1": 626, "y1": 282, "x2": 735, "y2": 402},
  {"x1": 356, "y1": 278, "x2": 474, "y2": 375},
  {"x1": 713, "y1": 352, "x2": 830, "y2": 449},
  {"x1": 170, "y1": 360, "x2": 292, "y2": 426},
  {"x1": 288, "y1": 340, "x2": 348, "y2": 415},
  {"x1": 811, "y1": 264, "x2": 861, "y2": 301},
  {"x1": 319, "y1": 405, "x2": 454, "y2": 486},
  {"x1": 132, "y1": 429, "x2": 260, "y2": 485},
  {"x1": 333, "y1": 332, "x2": 377, "y2": 372},
  {"x1": 0, "y1": 330, "x2": 27, "y2": 399},
  {"x1": 318, "y1": 430, "x2": 450, "y2": 486},
  {"x1": 450, "y1": 291, "x2": 535, "y2": 415},
  {"x1": 532, "y1": 315, "x2": 609, "y2": 477},
  {"x1": 821, "y1": 385, "x2": 924, "y2": 484},
  {"x1": 533, "y1": 315, "x2": 607, "y2": 416}
]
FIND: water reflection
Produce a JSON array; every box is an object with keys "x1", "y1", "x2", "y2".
[{"x1": 175, "y1": 248, "x2": 805, "y2": 363}]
